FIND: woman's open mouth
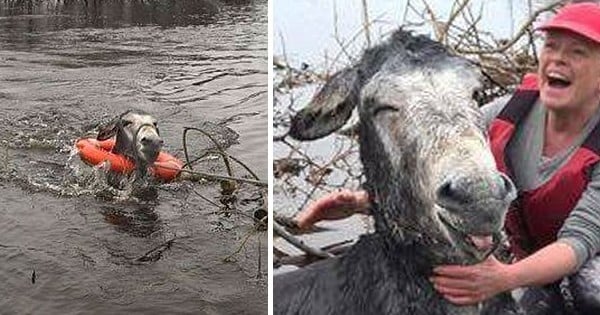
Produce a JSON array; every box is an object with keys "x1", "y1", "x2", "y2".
[{"x1": 546, "y1": 71, "x2": 572, "y2": 89}]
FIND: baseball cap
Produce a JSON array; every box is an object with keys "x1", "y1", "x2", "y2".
[{"x1": 537, "y1": 3, "x2": 600, "y2": 44}]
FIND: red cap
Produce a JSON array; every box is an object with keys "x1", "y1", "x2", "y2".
[{"x1": 537, "y1": 3, "x2": 600, "y2": 44}]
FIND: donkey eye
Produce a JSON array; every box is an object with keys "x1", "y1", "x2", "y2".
[
  {"x1": 373, "y1": 105, "x2": 398, "y2": 115},
  {"x1": 122, "y1": 120, "x2": 132, "y2": 127}
]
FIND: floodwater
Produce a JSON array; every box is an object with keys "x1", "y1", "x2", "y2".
[{"x1": 0, "y1": 0, "x2": 267, "y2": 314}]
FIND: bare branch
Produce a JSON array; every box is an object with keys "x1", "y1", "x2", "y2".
[
  {"x1": 454, "y1": 1, "x2": 561, "y2": 55},
  {"x1": 273, "y1": 221, "x2": 334, "y2": 259}
]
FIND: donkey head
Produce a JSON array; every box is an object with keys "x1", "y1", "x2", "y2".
[
  {"x1": 289, "y1": 30, "x2": 516, "y2": 264},
  {"x1": 98, "y1": 110, "x2": 163, "y2": 170}
]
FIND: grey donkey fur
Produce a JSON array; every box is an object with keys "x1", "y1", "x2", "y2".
[
  {"x1": 275, "y1": 29, "x2": 521, "y2": 315},
  {"x1": 97, "y1": 110, "x2": 163, "y2": 186}
]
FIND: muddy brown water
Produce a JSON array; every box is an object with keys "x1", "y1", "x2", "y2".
[{"x1": 0, "y1": 1, "x2": 267, "y2": 314}]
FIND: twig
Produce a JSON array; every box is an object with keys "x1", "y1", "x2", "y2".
[
  {"x1": 135, "y1": 237, "x2": 188, "y2": 263},
  {"x1": 275, "y1": 239, "x2": 355, "y2": 267},
  {"x1": 182, "y1": 127, "x2": 232, "y2": 176},
  {"x1": 256, "y1": 232, "x2": 262, "y2": 278},
  {"x1": 454, "y1": 1, "x2": 561, "y2": 55},
  {"x1": 527, "y1": 27, "x2": 539, "y2": 66},
  {"x1": 1, "y1": 144, "x2": 9, "y2": 171},
  {"x1": 295, "y1": 139, "x2": 352, "y2": 212},
  {"x1": 172, "y1": 166, "x2": 267, "y2": 186},
  {"x1": 185, "y1": 149, "x2": 260, "y2": 180},
  {"x1": 421, "y1": 0, "x2": 442, "y2": 40},
  {"x1": 273, "y1": 221, "x2": 333, "y2": 259},
  {"x1": 273, "y1": 132, "x2": 288, "y2": 142},
  {"x1": 360, "y1": 0, "x2": 371, "y2": 48},
  {"x1": 223, "y1": 228, "x2": 255, "y2": 262},
  {"x1": 327, "y1": 12, "x2": 389, "y2": 75},
  {"x1": 331, "y1": 1, "x2": 357, "y2": 65},
  {"x1": 440, "y1": 0, "x2": 471, "y2": 44},
  {"x1": 190, "y1": 188, "x2": 221, "y2": 208},
  {"x1": 280, "y1": 138, "x2": 321, "y2": 169}
]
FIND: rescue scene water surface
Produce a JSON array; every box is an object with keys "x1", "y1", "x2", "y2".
[
  {"x1": 273, "y1": 1, "x2": 600, "y2": 314},
  {"x1": 0, "y1": 0, "x2": 267, "y2": 314}
]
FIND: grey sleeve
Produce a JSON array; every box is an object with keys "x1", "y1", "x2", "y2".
[
  {"x1": 480, "y1": 95, "x2": 511, "y2": 127},
  {"x1": 558, "y1": 163, "x2": 600, "y2": 269}
]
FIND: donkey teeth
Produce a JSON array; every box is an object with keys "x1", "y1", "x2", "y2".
[{"x1": 466, "y1": 234, "x2": 494, "y2": 252}]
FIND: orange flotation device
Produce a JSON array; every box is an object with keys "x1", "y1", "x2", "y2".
[{"x1": 75, "y1": 138, "x2": 183, "y2": 182}]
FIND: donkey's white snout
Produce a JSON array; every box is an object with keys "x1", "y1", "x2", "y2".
[
  {"x1": 140, "y1": 134, "x2": 163, "y2": 149},
  {"x1": 435, "y1": 172, "x2": 516, "y2": 211}
]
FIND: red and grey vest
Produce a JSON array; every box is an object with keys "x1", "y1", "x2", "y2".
[{"x1": 489, "y1": 73, "x2": 600, "y2": 259}]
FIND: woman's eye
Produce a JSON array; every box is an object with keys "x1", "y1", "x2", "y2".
[
  {"x1": 572, "y1": 47, "x2": 588, "y2": 56},
  {"x1": 543, "y1": 41, "x2": 556, "y2": 50}
]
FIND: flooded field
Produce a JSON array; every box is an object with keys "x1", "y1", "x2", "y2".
[{"x1": 0, "y1": 0, "x2": 267, "y2": 314}]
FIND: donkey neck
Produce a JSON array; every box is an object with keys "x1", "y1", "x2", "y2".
[
  {"x1": 367, "y1": 194, "x2": 476, "y2": 267},
  {"x1": 338, "y1": 234, "x2": 480, "y2": 315},
  {"x1": 367, "y1": 183, "x2": 433, "y2": 243}
]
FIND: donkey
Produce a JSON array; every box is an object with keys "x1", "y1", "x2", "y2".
[
  {"x1": 275, "y1": 29, "x2": 519, "y2": 315},
  {"x1": 97, "y1": 110, "x2": 164, "y2": 188}
]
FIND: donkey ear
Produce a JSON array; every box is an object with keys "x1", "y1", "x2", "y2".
[
  {"x1": 289, "y1": 67, "x2": 360, "y2": 141},
  {"x1": 96, "y1": 122, "x2": 118, "y2": 140}
]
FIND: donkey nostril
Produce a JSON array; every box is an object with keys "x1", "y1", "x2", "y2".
[
  {"x1": 499, "y1": 174, "x2": 516, "y2": 201},
  {"x1": 436, "y1": 179, "x2": 469, "y2": 209},
  {"x1": 140, "y1": 136, "x2": 163, "y2": 147},
  {"x1": 438, "y1": 182, "x2": 454, "y2": 200}
]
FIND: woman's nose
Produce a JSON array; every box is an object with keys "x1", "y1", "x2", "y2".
[{"x1": 547, "y1": 45, "x2": 568, "y2": 64}]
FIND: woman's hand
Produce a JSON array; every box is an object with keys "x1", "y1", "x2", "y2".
[
  {"x1": 431, "y1": 255, "x2": 514, "y2": 305},
  {"x1": 432, "y1": 241, "x2": 578, "y2": 305},
  {"x1": 294, "y1": 189, "x2": 370, "y2": 229}
]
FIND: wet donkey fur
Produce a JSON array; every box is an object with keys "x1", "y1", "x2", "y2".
[
  {"x1": 97, "y1": 110, "x2": 164, "y2": 188},
  {"x1": 275, "y1": 29, "x2": 520, "y2": 315}
]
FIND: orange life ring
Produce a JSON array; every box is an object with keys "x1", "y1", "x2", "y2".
[{"x1": 75, "y1": 138, "x2": 183, "y2": 182}]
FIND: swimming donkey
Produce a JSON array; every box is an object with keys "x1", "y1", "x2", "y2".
[
  {"x1": 98, "y1": 110, "x2": 164, "y2": 188},
  {"x1": 97, "y1": 111, "x2": 163, "y2": 174},
  {"x1": 76, "y1": 110, "x2": 182, "y2": 190},
  {"x1": 76, "y1": 110, "x2": 265, "y2": 191}
]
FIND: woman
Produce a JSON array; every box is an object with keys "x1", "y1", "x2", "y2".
[{"x1": 294, "y1": 3, "x2": 600, "y2": 314}]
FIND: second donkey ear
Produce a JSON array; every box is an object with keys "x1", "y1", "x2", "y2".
[
  {"x1": 289, "y1": 67, "x2": 360, "y2": 141},
  {"x1": 97, "y1": 120, "x2": 119, "y2": 141}
]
